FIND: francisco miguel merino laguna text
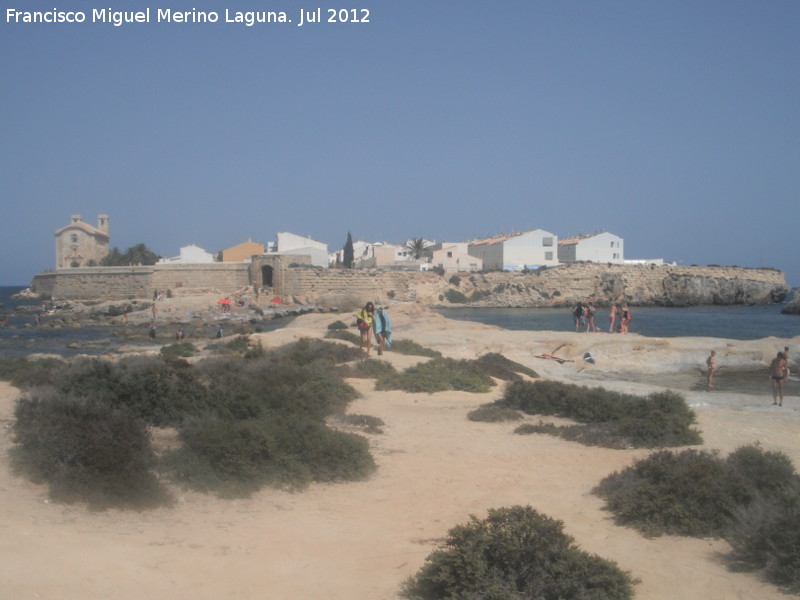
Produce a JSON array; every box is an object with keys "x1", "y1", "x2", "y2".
[{"x1": 5, "y1": 7, "x2": 371, "y2": 27}]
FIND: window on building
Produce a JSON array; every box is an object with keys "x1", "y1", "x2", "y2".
[
  {"x1": 542, "y1": 237, "x2": 553, "y2": 246},
  {"x1": 545, "y1": 252, "x2": 553, "y2": 260},
  {"x1": 71, "y1": 234, "x2": 78, "y2": 243},
  {"x1": 447, "y1": 251, "x2": 453, "y2": 258}
]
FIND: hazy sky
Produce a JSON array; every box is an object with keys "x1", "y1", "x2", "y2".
[{"x1": 2, "y1": 1, "x2": 798, "y2": 286}]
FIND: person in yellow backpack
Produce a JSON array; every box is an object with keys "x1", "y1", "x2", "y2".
[{"x1": 356, "y1": 301, "x2": 375, "y2": 355}]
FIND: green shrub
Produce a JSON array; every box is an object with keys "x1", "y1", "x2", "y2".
[
  {"x1": 594, "y1": 449, "x2": 740, "y2": 536},
  {"x1": 727, "y1": 496, "x2": 800, "y2": 593},
  {"x1": 468, "y1": 289, "x2": 492, "y2": 302},
  {"x1": 594, "y1": 445, "x2": 800, "y2": 539},
  {"x1": 164, "y1": 416, "x2": 376, "y2": 496},
  {"x1": 0, "y1": 356, "x2": 64, "y2": 388},
  {"x1": 475, "y1": 352, "x2": 539, "y2": 380},
  {"x1": 11, "y1": 388, "x2": 171, "y2": 510},
  {"x1": 389, "y1": 339, "x2": 442, "y2": 358},
  {"x1": 448, "y1": 275, "x2": 461, "y2": 287},
  {"x1": 325, "y1": 329, "x2": 362, "y2": 345},
  {"x1": 327, "y1": 320, "x2": 348, "y2": 330},
  {"x1": 208, "y1": 334, "x2": 251, "y2": 354},
  {"x1": 56, "y1": 357, "x2": 210, "y2": 427},
  {"x1": 341, "y1": 358, "x2": 397, "y2": 379},
  {"x1": 334, "y1": 413, "x2": 385, "y2": 434},
  {"x1": 401, "y1": 505, "x2": 636, "y2": 600},
  {"x1": 498, "y1": 381, "x2": 701, "y2": 449},
  {"x1": 376, "y1": 358, "x2": 495, "y2": 394},
  {"x1": 160, "y1": 341, "x2": 196, "y2": 358},
  {"x1": 467, "y1": 404, "x2": 523, "y2": 422},
  {"x1": 269, "y1": 337, "x2": 363, "y2": 365},
  {"x1": 444, "y1": 288, "x2": 468, "y2": 303}
]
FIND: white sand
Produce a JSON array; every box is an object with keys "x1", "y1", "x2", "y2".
[{"x1": 1, "y1": 303, "x2": 799, "y2": 599}]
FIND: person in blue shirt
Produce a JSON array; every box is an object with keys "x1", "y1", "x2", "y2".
[{"x1": 373, "y1": 306, "x2": 392, "y2": 356}]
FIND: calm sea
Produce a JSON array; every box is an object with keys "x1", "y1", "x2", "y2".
[
  {"x1": 0, "y1": 285, "x2": 291, "y2": 358},
  {"x1": 437, "y1": 298, "x2": 800, "y2": 341},
  {"x1": 2, "y1": 286, "x2": 799, "y2": 357}
]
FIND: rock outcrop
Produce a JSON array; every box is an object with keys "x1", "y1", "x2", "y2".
[
  {"x1": 416, "y1": 264, "x2": 789, "y2": 308},
  {"x1": 781, "y1": 291, "x2": 800, "y2": 315}
]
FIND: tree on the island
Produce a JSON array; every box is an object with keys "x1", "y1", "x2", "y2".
[
  {"x1": 343, "y1": 232, "x2": 355, "y2": 268},
  {"x1": 100, "y1": 243, "x2": 160, "y2": 266},
  {"x1": 405, "y1": 237, "x2": 429, "y2": 260}
]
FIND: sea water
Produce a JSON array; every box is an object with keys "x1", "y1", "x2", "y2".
[
  {"x1": 436, "y1": 301, "x2": 800, "y2": 341},
  {"x1": 0, "y1": 286, "x2": 291, "y2": 357}
]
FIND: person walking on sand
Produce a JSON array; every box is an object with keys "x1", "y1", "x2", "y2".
[
  {"x1": 706, "y1": 350, "x2": 716, "y2": 389},
  {"x1": 373, "y1": 306, "x2": 392, "y2": 356},
  {"x1": 609, "y1": 303, "x2": 617, "y2": 333},
  {"x1": 770, "y1": 351, "x2": 788, "y2": 406},
  {"x1": 356, "y1": 301, "x2": 376, "y2": 356}
]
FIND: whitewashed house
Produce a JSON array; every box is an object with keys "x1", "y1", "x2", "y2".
[
  {"x1": 557, "y1": 232, "x2": 624, "y2": 264},
  {"x1": 468, "y1": 230, "x2": 558, "y2": 271},
  {"x1": 273, "y1": 232, "x2": 329, "y2": 267},
  {"x1": 159, "y1": 244, "x2": 215, "y2": 263},
  {"x1": 427, "y1": 243, "x2": 483, "y2": 273}
]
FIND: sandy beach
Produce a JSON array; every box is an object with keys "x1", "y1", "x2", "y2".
[{"x1": 1, "y1": 303, "x2": 799, "y2": 599}]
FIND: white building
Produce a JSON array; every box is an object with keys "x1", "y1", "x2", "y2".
[
  {"x1": 273, "y1": 232, "x2": 329, "y2": 268},
  {"x1": 427, "y1": 243, "x2": 483, "y2": 273},
  {"x1": 468, "y1": 230, "x2": 558, "y2": 271},
  {"x1": 557, "y1": 232, "x2": 624, "y2": 264},
  {"x1": 158, "y1": 244, "x2": 215, "y2": 263}
]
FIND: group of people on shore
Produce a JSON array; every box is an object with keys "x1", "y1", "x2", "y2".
[
  {"x1": 705, "y1": 346, "x2": 793, "y2": 406},
  {"x1": 355, "y1": 301, "x2": 392, "y2": 356},
  {"x1": 572, "y1": 302, "x2": 631, "y2": 334}
]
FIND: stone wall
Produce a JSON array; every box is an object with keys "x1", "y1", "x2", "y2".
[
  {"x1": 280, "y1": 268, "x2": 427, "y2": 308},
  {"x1": 151, "y1": 263, "x2": 250, "y2": 293},
  {"x1": 29, "y1": 262, "x2": 789, "y2": 308},
  {"x1": 31, "y1": 267, "x2": 153, "y2": 300}
]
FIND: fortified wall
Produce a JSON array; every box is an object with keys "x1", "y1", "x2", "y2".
[{"x1": 30, "y1": 262, "x2": 789, "y2": 308}]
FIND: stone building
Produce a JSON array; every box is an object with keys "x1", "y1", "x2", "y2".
[{"x1": 54, "y1": 214, "x2": 109, "y2": 268}]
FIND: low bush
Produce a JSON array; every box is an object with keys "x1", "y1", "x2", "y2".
[
  {"x1": 160, "y1": 342, "x2": 196, "y2": 358},
  {"x1": 327, "y1": 320, "x2": 348, "y2": 330},
  {"x1": 376, "y1": 358, "x2": 495, "y2": 394},
  {"x1": 444, "y1": 289, "x2": 468, "y2": 304},
  {"x1": 55, "y1": 356, "x2": 210, "y2": 427},
  {"x1": 325, "y1": 329, "x2": 362, "y2": 345},
  {"x1": 208, "y1": 335, "x2": 251, "y2": 355},
  {"x1": 401, "y1": 505, "x2": 636, "y2": 600},
  {"x1": 594, "y1": 445, "x2": 800, "y2": 539},
  {"x1": 499, "y1": 380, "x2": 701, "y2": 448},
  {"x1": 0, "y1": 356, "x2": 64, "y2": 389},
  {"x1": 389, "y1": 339, "x2": 442, "y2": 358},
  {"x1": 268, "y1": 337, "x2": 363, "y2": 366},
  {"x1": 333, "y1": 413, "x2": 385, "y2": 434},
  {"x1": 163, "y1": 416, "x2": 376, "y2": 496},
  {"x1": 475, "y1": 352, "x2": 539, "y2": 380},
  {"x1": 467, "y1": 404, "x2": 523, "y2": 422},
  {"x1": 727, "y1": 496, "x2": 800, "y2": 593},
  {"x1": 11, "y1": 388, "x2": 171, "y2": 510},
  {"x1": 340, "y1": 358, "x2": 397, "y2": 379}
]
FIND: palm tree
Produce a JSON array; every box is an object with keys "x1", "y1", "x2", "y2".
[{"x1": 405, "y1": 238, "x2": 429, "y2": 260}]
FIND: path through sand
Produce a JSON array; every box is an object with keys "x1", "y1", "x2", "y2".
[{"x1": 1, "y1": 306, "x2": 799, "y2": 599}]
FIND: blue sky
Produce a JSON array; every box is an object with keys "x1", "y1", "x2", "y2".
[{"x1": 2, "y1": 0, "x2": 798, "y2": 286}]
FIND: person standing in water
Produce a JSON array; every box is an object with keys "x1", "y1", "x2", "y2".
[{"x1": 608, "y1": 303, "x2": 617, "y2": 333}]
